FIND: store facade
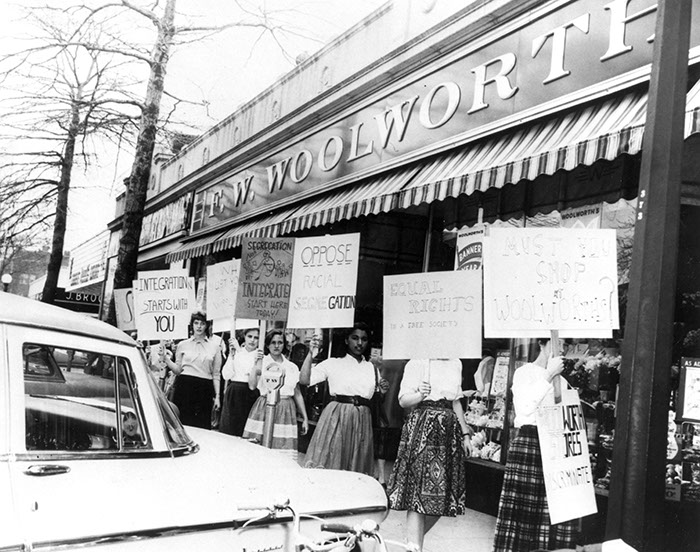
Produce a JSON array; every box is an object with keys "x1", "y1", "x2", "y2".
[{"x1": 116, "y1": 1, "x2": 700, "y2": 548}]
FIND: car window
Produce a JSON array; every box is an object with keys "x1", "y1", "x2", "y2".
[{"x1": 23, "y1": 344, "x2": 151, "y2": 452}]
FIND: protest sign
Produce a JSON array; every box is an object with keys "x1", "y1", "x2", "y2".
[
  {"x1": 113, "y1": 288, "x2": 135, "y2": 332},
  {"x1": 483, "y1": 228, "x2": 619, "y2": 338},
  {"x1": 287, "y1": 233, "x2": 360, "y2": 328},
  {"x1": 206, "y1": 259, "x2": 240, "y2": 321},
  {"x1": 536, "y1": 388, "x2": 598, "y2": 524},
  {"x1": 383, "y1": 271, "x2": 482, "y2": 360},
  {"x1": 454, "y1": 224, "x2": 485, "y2": 271},
  {"x1": 132, "y1": 269, "x2": 196, "y2": 341},
  {"x1": 235, "y1": 237, "x2": 294, "y2": 322}
]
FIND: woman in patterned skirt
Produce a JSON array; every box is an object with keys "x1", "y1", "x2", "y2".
[
  {"x1": 387, "y1": 358, "x2": 472, "y2": 552},
  {"x1": 300, "y1": 322, "x2": 387, "y2": 475},
  {"x1": 493, "y1": 338, "x2": 577, "y2": 552},
  {"x1": 243, "y1": 329, "x2": 308, "y2": 461}
]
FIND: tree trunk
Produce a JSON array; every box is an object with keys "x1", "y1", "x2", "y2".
[
  {"x1": 41, "y1": 98, "x2": 81, "y2": 304},
  {"x1": 106, "y1": 0, "x2": 176, "y2": 325}
]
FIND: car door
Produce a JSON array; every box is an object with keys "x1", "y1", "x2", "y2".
[{"x1": 5, "y1": 324, "x2": 198, "y2": 548}]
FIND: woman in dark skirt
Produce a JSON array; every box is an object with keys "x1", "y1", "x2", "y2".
[
  {"x1": 300, "y1": 323, "x2": 386, "y2": 475},
  {"x1": 493, "y1": 338, "x2": 577, "y2": 552},
  {"x1": 388, "y1": 358, "x2": 472, "y2": 552},
  {"x1": 164, "y1": 312, "x2": 222, "y2": 430}
]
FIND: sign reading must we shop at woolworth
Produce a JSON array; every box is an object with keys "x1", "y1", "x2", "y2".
[
  {"x1": 382, "y1": 270, "x2": 482, "y2": 360},
  {"x1": 483, "y1": 227, "x2": 619, "y2": 338},
  {"x1": 235, "y1": 237, "x2": 294, "y2": 322}
]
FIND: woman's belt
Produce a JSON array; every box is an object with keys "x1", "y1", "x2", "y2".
[
  {"x1": 332, "y1": 395, "x2": 371, "y2": 407},
  {"x1": 418, "y1": 399, "x2": 452, "y2": 409}
]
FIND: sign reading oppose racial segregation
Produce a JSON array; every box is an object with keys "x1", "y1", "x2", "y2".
[
  {"x1": 132, "y1": 269, "x2": 196, "y2": 341},
  {"x1": 235, "y1": 237, "x2": 294, "y2": 322},
  {"x1": 483, "y1": 228, "x2": 619, "y2": 337},
  {"x1": 383, "y1": 271, "x2": 482, "y2": 360},
  {"x1": 287, "y1": 233, "x2": 360, "y2": 328},
  {"x1": 536, "y1": 389, "x2": 597, "y2": 524}
]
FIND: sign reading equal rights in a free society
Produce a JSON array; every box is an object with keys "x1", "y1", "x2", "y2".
[
  {"x1": 132, "y1": 269, "x2": 196, "y2": 341},
  {"x1": 287, "y1": 233, "x2": 360, "y2": 329},
  {"x1": 483, "y1": 228, "x2": 619, "y2": 337},
  {"x1": 383, "y1": 270, "x2": 482, "y2": 360}
]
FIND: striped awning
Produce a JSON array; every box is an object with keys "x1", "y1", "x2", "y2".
[
  {"x1": 396, "y1": 82, "x2": 700, "y2": 209},
  {"x1": 212, "y1": 207, "x2": 303, "y2": 252},
  {"x1": 278, "y1": 165, "x2": 422, "y2": 234},
  {"x1": 168, "y1": 80, "x2": 700, "y2": 258},
  {"x1": 165, "y1": 233, "x2": 221, "y2": 263}
]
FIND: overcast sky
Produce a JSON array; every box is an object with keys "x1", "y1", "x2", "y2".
[{"x1": 0, "y1": 0, "x2": 388, "y2": 250}]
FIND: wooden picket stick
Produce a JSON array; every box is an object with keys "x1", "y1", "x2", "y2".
[{"x1": 550, "y1": 329, "x2": 562, "y2": 404}]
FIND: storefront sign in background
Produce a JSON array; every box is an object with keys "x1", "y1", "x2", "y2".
[
  {"x1": 383, "y1": 270, "x2": 482, "y2": 360},
  {"x1": 235, "y1": 237, "x2": 294, "y2": 322},
  {"x1": 132, "y1": 269, "x2": 196, "y2": 341},
  {"x1": 537, "y1": 389, "x2": 597, "y2": 524},
  {"x1": 454, "y1": 225, "x2": 484, "y2": 271},
  {"x1": 483, "y1": 228, "x2": 619, "y2": 337},
  {"x1": 679, "y1": 358, "x2": 700, "y2": 422},
  {"x1": 287, "y1": 233, "x2": 360, "y2": 328}
]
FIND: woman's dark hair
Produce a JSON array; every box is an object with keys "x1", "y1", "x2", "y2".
[
  {"x1": 264, "y1": 328, "x2": 287, "y2": 355},
  {"x1": 349, "y1": 321, "x2": 371, "y2": 337},
  {"x1": 190, "y1": 311, "x2": 208, "y2": 326}
]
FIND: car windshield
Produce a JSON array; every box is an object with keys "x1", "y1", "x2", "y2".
[{"x1": 141, "y1": 349, "x2": 193, "y2": 451}]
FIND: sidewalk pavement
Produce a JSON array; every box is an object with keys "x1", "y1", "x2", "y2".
[{"x1": 379, "y1": 507, "x2": 497, "y2": 552}]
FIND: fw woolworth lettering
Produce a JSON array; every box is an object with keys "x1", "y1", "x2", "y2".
[{"x1": 195, "y1": 0, "x2": 664, "y2": 229}]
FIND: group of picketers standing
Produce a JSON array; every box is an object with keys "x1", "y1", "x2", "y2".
[{"x1": 141, "y1": 311, "x2": 575, "y2": 552}]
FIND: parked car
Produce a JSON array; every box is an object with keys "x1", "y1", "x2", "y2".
[{"x1": 0, "y1": 293, "x2": 387, "y2": 551}]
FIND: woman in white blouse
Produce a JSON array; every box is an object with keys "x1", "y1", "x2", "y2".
[
  {"x1": 243, "y1": 329, "x2": 308, "y2": 461},
  {"x1": 493, "y1": 337, "x2": 575, "y2": 552},
  {"x1": 387, "y1": 358, "x2": 472, "y2": 552},
  {"x1": 300, "y1": 322, "x2": 384, "y2": 475}
]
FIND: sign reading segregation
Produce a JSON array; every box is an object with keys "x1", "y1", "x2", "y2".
[
  {"x1": 235, "y1": 237, "x2": 295, "y2": 322},
  {"x1": 287, "y1": 233, "x2": 360, "y2": 329}
]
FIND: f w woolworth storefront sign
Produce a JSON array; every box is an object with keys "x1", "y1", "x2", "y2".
[{"x1": 193, "y1": 0, "x2": 700, "y2": 231}]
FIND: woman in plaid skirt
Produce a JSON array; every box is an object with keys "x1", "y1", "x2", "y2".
[
  {"x1": 387, "y1": 358, "x2": 473, "y2": 552},
  {"x1": 493, "y1": 338, "x2": 578, "y2": 552}
]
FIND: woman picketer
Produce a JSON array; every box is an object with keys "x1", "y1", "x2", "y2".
[
  {"x1": 388, "y1": 358, "x2": 472, "y2": 552},
  {"x1": 242, "y1": 329, "x2": 309, "y2": 461},
  {"x1": 164, "y1": 312, "x2": 221, "y2": 430},
  {"x1": 493, "y1": 337, "x2": 577, "y2": 552},
  {"x1": 300, "y1": 322, "x2": 378, "y2": 475},
  {"x1": 219, "y1": 327, "x2": 264, "y2": 436}
]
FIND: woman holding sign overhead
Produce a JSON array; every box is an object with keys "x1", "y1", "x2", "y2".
[
  {"x1": 163, "y1": 311, "x2": 222, "y2": 430},
  {"x1": 387, "y1": 358, "x2": 472, "y2": 552},
  {"x1": 300, "y1": 322, "x2": 387, "y2": 475},
  {"x1": 493, "y1": 337, "x2": 577, "y2": 552}
]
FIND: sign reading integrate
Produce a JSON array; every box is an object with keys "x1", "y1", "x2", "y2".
[
  {"x1": 287, "y1": 233, "x2": 360, "y2": 328},
  {"x1": 132, "y1": 269, "x2": 196, "y2": 341},
  {"x1": 483, "y1": 228, "x2": 619, "y2": 337},
  {"x1": 235, "y1": 237, "x2": 294, "y2": 322},
  {"x1": 383, "y1": 271, "x2": 482, "y2": 360},
  {"x1": 537, "y1": 389, "x2": 597, "y2": 524}
]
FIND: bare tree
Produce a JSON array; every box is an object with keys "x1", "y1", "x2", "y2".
[
  {"x1": 54, "y1": 0, "x2": 300, "y2": 324},
  {"x1": 0, "y1": 10, "x2": 141, "y2": 303}
]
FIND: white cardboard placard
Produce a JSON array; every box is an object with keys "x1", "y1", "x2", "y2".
[
  {"x1": 483, "y1": 228, "x2": 619, "y2": 337},
  {"x1": 206, "y1": 259, "x2": 241, "y2": 321},
  {"x1": 287, "y1": 233, "x2": 360, "y2": 329},
  {"x1": 132, "y1": 269, "x2": 196, "y2": 341},
  {"x1": 383, "y1": 270, "x2": 482, "y2": 360}
]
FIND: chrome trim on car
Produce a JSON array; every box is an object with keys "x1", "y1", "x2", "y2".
[{"x1": 26, "y1": 505, "x2": 387, "y2": 550}]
